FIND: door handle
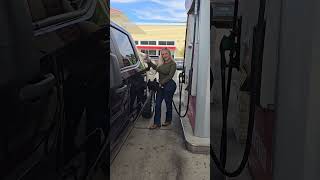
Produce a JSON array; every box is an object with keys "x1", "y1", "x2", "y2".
[
  {"x1": 115, "y1": 84, "x2": 127, "y2": 93},
  {"x1": 20, "y1": 73, "x2": 56, "y2": 101}
]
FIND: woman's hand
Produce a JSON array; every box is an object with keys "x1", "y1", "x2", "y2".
[
  {"x1": 159, "y1": 81, "x2": 164, "y2": 88},
  {"x1": 144, "y1": 55, "x2": 151, "y2": 63},
  {"x1": 145, "y1": 64, "x2": 151, "y2": 71}
]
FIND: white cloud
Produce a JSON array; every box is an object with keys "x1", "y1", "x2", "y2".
[
  {"x1": 149, "y1": 0, "x2": 185, "y2": 11},
  {"x1": 112, "y1": 0, "x2": 187, "y2": 22},
  {"x1": 110, "y1": 0, "x2": 142, "y2": 3},
  {"x1": 111, "y1": 0, "x2": 185, "y2": 11},
  {"x1": 133, "y1": 8, "x2": 187, "y2": 22}
]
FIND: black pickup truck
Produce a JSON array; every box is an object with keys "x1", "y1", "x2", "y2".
[{"x1": 110, "y1": 21, "x2": 154, "y2": 161}]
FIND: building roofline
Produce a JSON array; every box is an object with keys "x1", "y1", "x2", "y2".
[
  {"x1": 135, "y1": 22, "x2": 187, "y2": 26},
  {"x1": 110, "y1": 8, "x2": 121, "y2": 14}
]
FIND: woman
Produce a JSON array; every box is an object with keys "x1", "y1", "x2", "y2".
[{"x1": 146, "y1": 48, "x2": 177, "y2": 129}]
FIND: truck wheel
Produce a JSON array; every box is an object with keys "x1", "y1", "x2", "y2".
[{"x1": 141, "y1": 91, "x2": 155, "y2": 119}]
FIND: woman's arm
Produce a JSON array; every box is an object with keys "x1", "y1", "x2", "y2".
[{"x1": 147, "y1": 61, "x2": 158, "y2": 70}]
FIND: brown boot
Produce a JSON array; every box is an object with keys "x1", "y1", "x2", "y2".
[
  {"x1": 162, "y1": 121, "x2": 171, "y2": 126},
  {"x1": 148, "y1": 124, "x2": 161, "y2": 129}
]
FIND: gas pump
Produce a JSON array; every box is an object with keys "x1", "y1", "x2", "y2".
[
  {"x1": 172, "y1": 12, "x2": 196, "y2": 118},
  {"x1": 210, "y1": 0, "x2": 267, "y2": 178}
]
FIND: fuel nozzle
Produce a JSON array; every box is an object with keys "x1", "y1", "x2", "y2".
[
  {"x1": 147, "y1": 78, "x2": 160, "y2": 92},
  {"x1": 178, "y1": 70, "x2": 185, "y2": 84},
  {"x1": 220, "y1": 33, "x2": 241, "y2": 71}
]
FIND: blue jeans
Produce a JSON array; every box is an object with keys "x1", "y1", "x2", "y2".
[{"x1": 154, "y1": 79, "x2": 177, "y2": 126}]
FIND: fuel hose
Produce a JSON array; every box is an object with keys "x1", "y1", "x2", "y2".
[{"x1": 210, "y1": 0, "x2": 266, "y2": 177}]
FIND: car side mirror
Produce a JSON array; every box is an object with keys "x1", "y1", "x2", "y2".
[{"x1": 110, "y1": 53, "x2": 122, "y2": 88}]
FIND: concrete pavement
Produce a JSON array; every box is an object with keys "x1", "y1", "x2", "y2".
[
  {"x1": 110, "y1": 98, "x2": 210, "y2": 180},
  {"x1": 110, "y1": 69, "x2": 252, "y2": 180},
  {"x1": 211, "y1": 102, "x2": 252, "y2": 180}
]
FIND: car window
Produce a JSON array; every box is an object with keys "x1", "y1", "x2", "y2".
[
  {"x1": 110, "y1": 27, "x2": 138, "y2": 67},
  {"x1": 27, "y1": 0, "x2": 81, "y2": 22}
]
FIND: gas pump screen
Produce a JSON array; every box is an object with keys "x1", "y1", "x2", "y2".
[{"x1": 211, "y1": 3, "x2": 234, "y2": 17}]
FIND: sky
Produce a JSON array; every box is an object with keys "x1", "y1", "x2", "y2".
[{"x1": 110, "y1": 0, "x2": 187, "y2": 23}]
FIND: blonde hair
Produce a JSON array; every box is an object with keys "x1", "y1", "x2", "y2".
[{"x1": 159, "y1": 48, "x2": 173, "y2": 64}]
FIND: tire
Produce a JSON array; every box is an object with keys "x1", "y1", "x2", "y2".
[{"x1": 141, "y1": 91, "x2": 155, "y2": 119}]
